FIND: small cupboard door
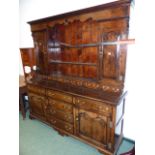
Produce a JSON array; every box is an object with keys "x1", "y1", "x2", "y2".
[
  {"x1": 28, "y1": 93, "x2": 46, "y2": 118},
  {"x1": 75, "y1": 109, "x2": 111, "y2": 148}
]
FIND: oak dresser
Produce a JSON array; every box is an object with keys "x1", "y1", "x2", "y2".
[{"x1": 26, "y1": 0, "x2": 133, "y2": 154}]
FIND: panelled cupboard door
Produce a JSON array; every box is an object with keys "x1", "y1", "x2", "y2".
[
  {"x1": 76, "y1": 109, "x2": 111, "y2": 148},
  {"x1": 28, "y1": 93, "x2": 46, "y2": 117}
]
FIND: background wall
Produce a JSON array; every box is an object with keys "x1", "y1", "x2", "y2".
[{"x1": 19, "y1": 0, "x2": 135, "y2": 140}]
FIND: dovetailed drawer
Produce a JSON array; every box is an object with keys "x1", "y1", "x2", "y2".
[
  {"x1": 75, "y1": 97, "x2": 112, "y2": 115},
  {"x1": 46, "y1": 107, "x2": 73, "y2": 124},
  {"x1": 27, "y1": 85, "x2": 45, "y2": 95},
  {"x1": 47, "y1": 116, "x2": 73, "y2": 134},
  {"x1": 48, "y1": 99, "x2": 73, "y2": 114},
  {"x1": 29, "y1": 93, "x2": 45, "y2": 103},
  {"x1": 47, "y1": 89, "x2": 72, "y2": 103}
]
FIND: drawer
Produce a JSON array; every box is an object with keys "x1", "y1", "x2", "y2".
[
  {"x1": 28, "y1": 85, "x2": 45, "y2": 95},
  {"x1": 46, "y1": 107, "x2": 73, "y2": 124},
  {"x1": 75, "y1": 97, "x2": 112, "y2": 115},
  {"x1": 48, "y1": 99, "x2": 73, "y2": 114},
  {"x1": 47, "y1": 116, "x2": 73, "y2": 134},
  {"x1": 47, "y1": 90, "x2": 72, "y2": 103},
  {"x1": 29, "y1": 93, "x2": 45, "y2": 103}
]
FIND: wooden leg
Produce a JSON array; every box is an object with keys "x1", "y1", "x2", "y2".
[
  {"x1": 29, "y1": 114, "x2": 35, "y2": 120},
  {"x1": 56, "y1": 130, "x2": 68, "y2": 136}
]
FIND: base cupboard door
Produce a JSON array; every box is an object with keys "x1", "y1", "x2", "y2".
[
  {"x1": 28, "y1": 93, "x2": 46, "y2": 119},
  {"x1": 76, "y1": 109, "x2": 111, "y2": 148}
]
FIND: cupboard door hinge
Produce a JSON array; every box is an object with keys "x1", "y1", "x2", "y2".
[{"x1": 109, "y1": 121, "x2": 113, "y2": 128}]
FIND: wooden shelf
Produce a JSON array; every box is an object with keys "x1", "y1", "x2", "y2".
[
  {"x1": 48, "y1": 39, "x2": 135, "y2": 49},
  {"x1": 49, "y1": 60, "x2": 97, "y2": 66}
]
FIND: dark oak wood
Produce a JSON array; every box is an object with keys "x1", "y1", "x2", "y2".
[{"x1": 25, "y1": 1, "x2": 133, "y2": 155}]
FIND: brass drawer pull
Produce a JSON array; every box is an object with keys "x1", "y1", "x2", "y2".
[
  {"x1": 63, "y1": 105, "x2": 70, "y2": 110},
  {"x1": 99, "y1": 106, "x2": 109, "y2": 111},
  {"x1": 50, "y1": 110, "x2": 56, "y2": 114},
  {"x1": 77, "y1": 99, "x2": 86, "y2": 105},
  {"x1": 65, "y1": 115, "x2": 71, "y2": 120},
  {"x1": 106, "y1": 107, "x2": 109, "y2": 111},
  {"x1": 76, "y1": 116, "x2": 79, "y2": 121},
  {"x1": 63, "y1": 96, "x2": 71, "y2": 100},
  {"x1": 80, "y1": 101, "x2": 86, "y2": 105},
  {"x1": 51, "y1": 119, "x2": 56, "y2": 124},
  {"x1": 99, "y1": 106, "x2": 103, "y2": 110},
  {"x1": 65, "y1": 125, "x2": 71, "y2": 131}
]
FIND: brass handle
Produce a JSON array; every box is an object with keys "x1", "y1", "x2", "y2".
[
  {"x1": 63, "y1": 105, "x2": 70, "y2": 110},
  {"x1": 106, "y1": 107, "x2": 109, "y2": 111},
  {"x1": 65, "y1": 115, "x2": 71, "y2": 120},
  {"x1": 50, "y1": 110, "x2": 56, "y2": 114},
  {"x1": 77, "y1": 99, "x2": 85, "y2": 105},
  {"x1": 81, "y1": 101, "x2": 86, "y2": 104},
  {"x1": 95, "y1": 116, "x2": 102, "y2": 120},
  {"x1": 79, "y1": 112, "x2": 85, "y2": 117},
  {"x1": 51, "y1": 119, "x2": 56, "y2": 124},
  {"x1": 65, "y1": 125, "x2": 71, "y2": 131},
  {"x1": 99, "y1": 106, "x2": 109, "y2": 111},
  {"x1": 48, "y1": 92, "x2": 55, "y2": 96},
  {"x1": 99, "y1": 106, "x2": 103, "y2": 109},
  {"x1": 76, "y1": 116, "x2": 79, "y2": 121}
]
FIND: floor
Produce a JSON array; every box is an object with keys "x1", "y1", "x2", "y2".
[{"x1": 19, "y1": 113, "x2": 134, "y2": 155}]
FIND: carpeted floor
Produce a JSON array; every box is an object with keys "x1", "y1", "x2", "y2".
[{"x1": 19, "y1": 113, "x2": 134, "y2": 155}]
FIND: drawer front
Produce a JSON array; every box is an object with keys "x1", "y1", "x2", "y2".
[
  {"x1": 75, "y1": 97, "x2": 112, "y2": 115},
  {"x1": 47, "y1": 107, "x2": 73, "y2": 124},
  {"x1": 28, "y1": 85, "x2": 45, "y2": 95},
  {"x1": 29, "y1": 93, "x2": 45, "y2": 103},
  {"x1": 47, "y1": 116, "x2": 73, "y2": 134},
  {"x1": 47, "y1": 90, "x2": 72, "y2": 103},
  {"x1": 48, "y1": 99, "x2": 73, "y2": 114}
]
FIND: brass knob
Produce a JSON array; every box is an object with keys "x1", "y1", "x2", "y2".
[
  {"x1": 63, "y1": 105, "x2": 69, "y2": 110},
  {"x1": 76, "y1": 117, "x2": 79, "y2": 121},
  {"x1": 51, "y1": 119, "x2": 56, "y2": 124},
  {"x1": 81, "y1": 101, "x2": 86, "y2": 105},
  {"x1": 65, "y1": 115, "x2": 71, "y2": 120},
  {"x1": 99, "y1": 106, "x2": 103, "y2": 110},
  {"x1": 51, "y1": 110, "x2": 56, "y2": 114},
  {"x1": 65, "y1": 125, "x2": 71, "y2": 131},
  {"x1": 63, "y1": 96, "x2": 67, "y2": 99}
]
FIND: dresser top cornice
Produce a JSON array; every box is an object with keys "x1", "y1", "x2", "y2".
[{"x1": 28, "y1": 0, "x2": 132, "y2": 25}]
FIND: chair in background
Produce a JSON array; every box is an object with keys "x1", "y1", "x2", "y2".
[
  {"x1": 19, "y1": 48, "x2": 35, "y2": 119},
  {"x1": 20, "y1": 48, "x2": 36, "y2": 81}
]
